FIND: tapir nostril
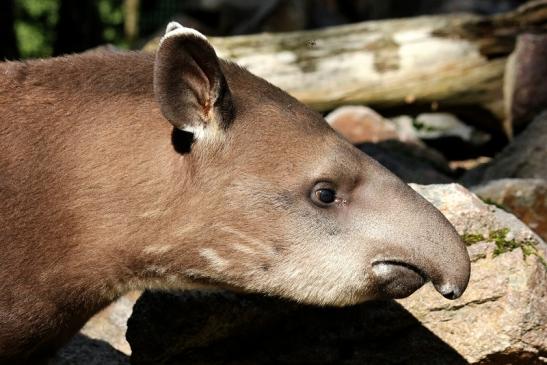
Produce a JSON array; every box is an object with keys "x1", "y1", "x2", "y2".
[{"x1": 438, "y1": 284, "x2": 461, "y2": 300}]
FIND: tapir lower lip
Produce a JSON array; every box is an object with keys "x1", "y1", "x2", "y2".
[
  {"x1": 372, "y1": 260, "x2": 430, "y2": 282},
  {"x1": 371, "y1": 260, "x2": 430, "y2": 298}
]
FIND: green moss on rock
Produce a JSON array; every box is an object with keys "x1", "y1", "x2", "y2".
[
  {"x1": 460, "y1": 228, "x2": 547, "y2": 268},
  {"x1": 480, "y1": 198, "x2": 510, "y2": 212},
  {"x1": 461, "y1": 232, "x2": 485, "y2": 245}
]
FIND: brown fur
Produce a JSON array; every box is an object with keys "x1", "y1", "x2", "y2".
[{"x1": 0, "y1": 25, "x2": 470, "y2": 363}]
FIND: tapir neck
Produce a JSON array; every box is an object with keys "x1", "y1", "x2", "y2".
[{"x1": 0, "y1": 52, "x2": 201, "y2": 303}]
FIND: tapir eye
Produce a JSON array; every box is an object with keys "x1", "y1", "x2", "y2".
[
  {"x1": 311, "y1": 183, "x2": 337, "y2": 207},
  {"x1": 317, "y1": 189, "x2": 336, "y2": 203}
]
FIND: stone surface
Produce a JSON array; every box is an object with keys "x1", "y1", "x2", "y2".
[
  {"x1": 505, "y1": 33, "x2": 547, "y2": 134},
  {"x1": 127, "y1": 184, "x2": 547, "y2": 365},
  {"x1": 391, "y1": 114, "x2": 491, "y2": 160},
  {"x1": 128, "y1": 291, "x2": 469, "y2": 365},
  {"x1": 462, "y1": 111, "x2": 547, "y2": 185},
  {"x1": 324, "y1": 106, "x2": 454, "y2": 184},
  {"x1": 395, "y1": 113, "x2": 489, "y2": 145},
  {"x1": 359, "y1": 140, "x2": 454, "y2": 184},
  {"x1": 50, "y1": 335, "x2": 130, "y2": 365},
  {"x1": 325, "y1": 106, "x2": 406, "y2": 144},
  {"x1": 51, "y1": 292, "x2": 140, "y2": 364},
  {"x1": 473, "y1": 178, "x2": 547, "y2": 241}
]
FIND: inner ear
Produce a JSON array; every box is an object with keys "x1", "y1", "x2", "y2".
[{"x1": 154, "y1": 22, "x2": 234, "y2": 137}]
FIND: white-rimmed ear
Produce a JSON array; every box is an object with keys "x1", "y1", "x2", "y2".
[{"x1": 154, "y1": 22, "x2": 234, "y2": 140}]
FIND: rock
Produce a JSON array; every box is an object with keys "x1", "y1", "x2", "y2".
[
  {"x1": 391, "y1": 114, "x2": 491, "y2": 160},
  {"x1": 359, "y1": 140, "x2": 454, "y2": 184},
  {"x1": 51, "y1": 291, "x2": 140, "y2": 364},
  {"x1": 462, "y1": 111, "x2": 547, "y2": 185},
  {"x1": 408, "y1": 183, "x2": 547, "y2": 364},
  {"x1": 325, "y1": 106, "x2": 404, "y2": 144},
  {"x1": 50, "y1": 335, "x2": 130, "y2": 365},
  {"x1": 323, "y1": 106, "x2": 453, "y2": 183},
  {"x1": 473, "y1": 178, "x2": 547, "y2": 241},
  {"x1": 323, "y1": 106, "x2": 454, "y2": 184},
  {"x1": 398, "y1": 113, "x2": 489, "y2": 145},
  {"x1": 127, "y1": 184, "x2": 547, "y2": 365},
  {"x1": 128, "y1": 291, "x2": 469, "y2": 365},
  {"x1": 504, "y1": 33, "x2": 547, "y2": 135}
]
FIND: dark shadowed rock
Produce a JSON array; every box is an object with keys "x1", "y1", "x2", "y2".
[
  {"x1": 359, "y1": 140, "x2": 454, "y2": 184},
  {"x1": 462, "y1": 111, "x2": 547, "y2": 185},
  {"x1": 128, "y1": 291, "x2": 467, "y2": 365},
  {"x1": 127, "y1": 184, "x2": 547, "y2": 365},
  {"x1": 50, "y1": 335, "x2": 130, "y2": 365}
]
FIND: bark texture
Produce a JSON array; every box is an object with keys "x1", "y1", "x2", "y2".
[{"x1": 144, "y1": 1, "x2": 547, "y2": 127}]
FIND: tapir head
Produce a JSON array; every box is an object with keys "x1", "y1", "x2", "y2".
[{"x1": 150, "y1": 23, "x2": 470, "y2": 305}]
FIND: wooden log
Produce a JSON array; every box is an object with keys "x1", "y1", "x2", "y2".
[{"x1": 144, "y1": 1, "x2": 547, "y2": 128}]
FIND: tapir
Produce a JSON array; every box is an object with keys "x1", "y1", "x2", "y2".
[{"x1": 0, "y1": 23, "x2": 470, "y2": 363}]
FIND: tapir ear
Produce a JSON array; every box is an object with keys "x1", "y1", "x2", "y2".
[{"x1": 154, "y1": 22, "x2": 234, "y2": 139}]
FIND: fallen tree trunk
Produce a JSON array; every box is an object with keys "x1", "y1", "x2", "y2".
[{"x1": 145, "y1": 1, "x2": 547, "y2": 129}]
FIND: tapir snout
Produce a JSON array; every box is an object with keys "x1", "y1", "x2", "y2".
[{"x1": 353, "y1": 155, "x2": 471, "y2": 300}]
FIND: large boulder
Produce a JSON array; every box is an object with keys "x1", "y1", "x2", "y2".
[
  {"x1": 473, "y1": 178, "x2": 547, "y2": 241},
  {"x1": 325, "y1": 106, "x2": 403, "y2": 144},
  {"x1": 127, "y1": 184, "x2": 547, "y2": 365},
  {"x1": 504, "y1": 34, "x2": 547, "y2": 134},
  {"x1": 462, "y1": 111, "x2": 547, "y2": 185},
  {"x1": 358, "y1": 141, "x2": 453, "y2": 184}
]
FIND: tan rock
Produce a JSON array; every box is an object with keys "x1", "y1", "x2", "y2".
[
  {"x1": 325, "y1": 106, "x2": 402, "y2": 144},
  {"x1": 80, "y1": 291, "x2": 141, "y2": 355},
  {"x1": 473, "y1": 178, "x2": 547, "y2": 241},
  {"x1": 52, "y1": 291, "x2": 140, "y2": 364},
  {"x1": 408, "y1": 183, "x2": 547, "y2": 364}
]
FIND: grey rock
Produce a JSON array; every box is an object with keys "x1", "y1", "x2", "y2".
[
  {"x1": 395, "y1": 113, "x2": 490, "y2": 145},
  {"x1": 505, "y1": 33, "x2": 547, "y2": 134},
  {"x1": 359, "y1": 140, "x2": 454, "y2": 184},
  {"x1": 462, "y1": 111, "x2": 547, "y2": 185}
]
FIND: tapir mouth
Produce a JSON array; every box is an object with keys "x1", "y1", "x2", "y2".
[{"x1": 372, "y1": 260, "x2": 429, "y2": 299}]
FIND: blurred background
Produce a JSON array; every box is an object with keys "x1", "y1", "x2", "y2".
[
  {"x1": 1, "y1": 0, "x2": 527, "y2": 60},
  {"x1": 2, "y1": 0, "x2": 545, "y2": 197}
]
